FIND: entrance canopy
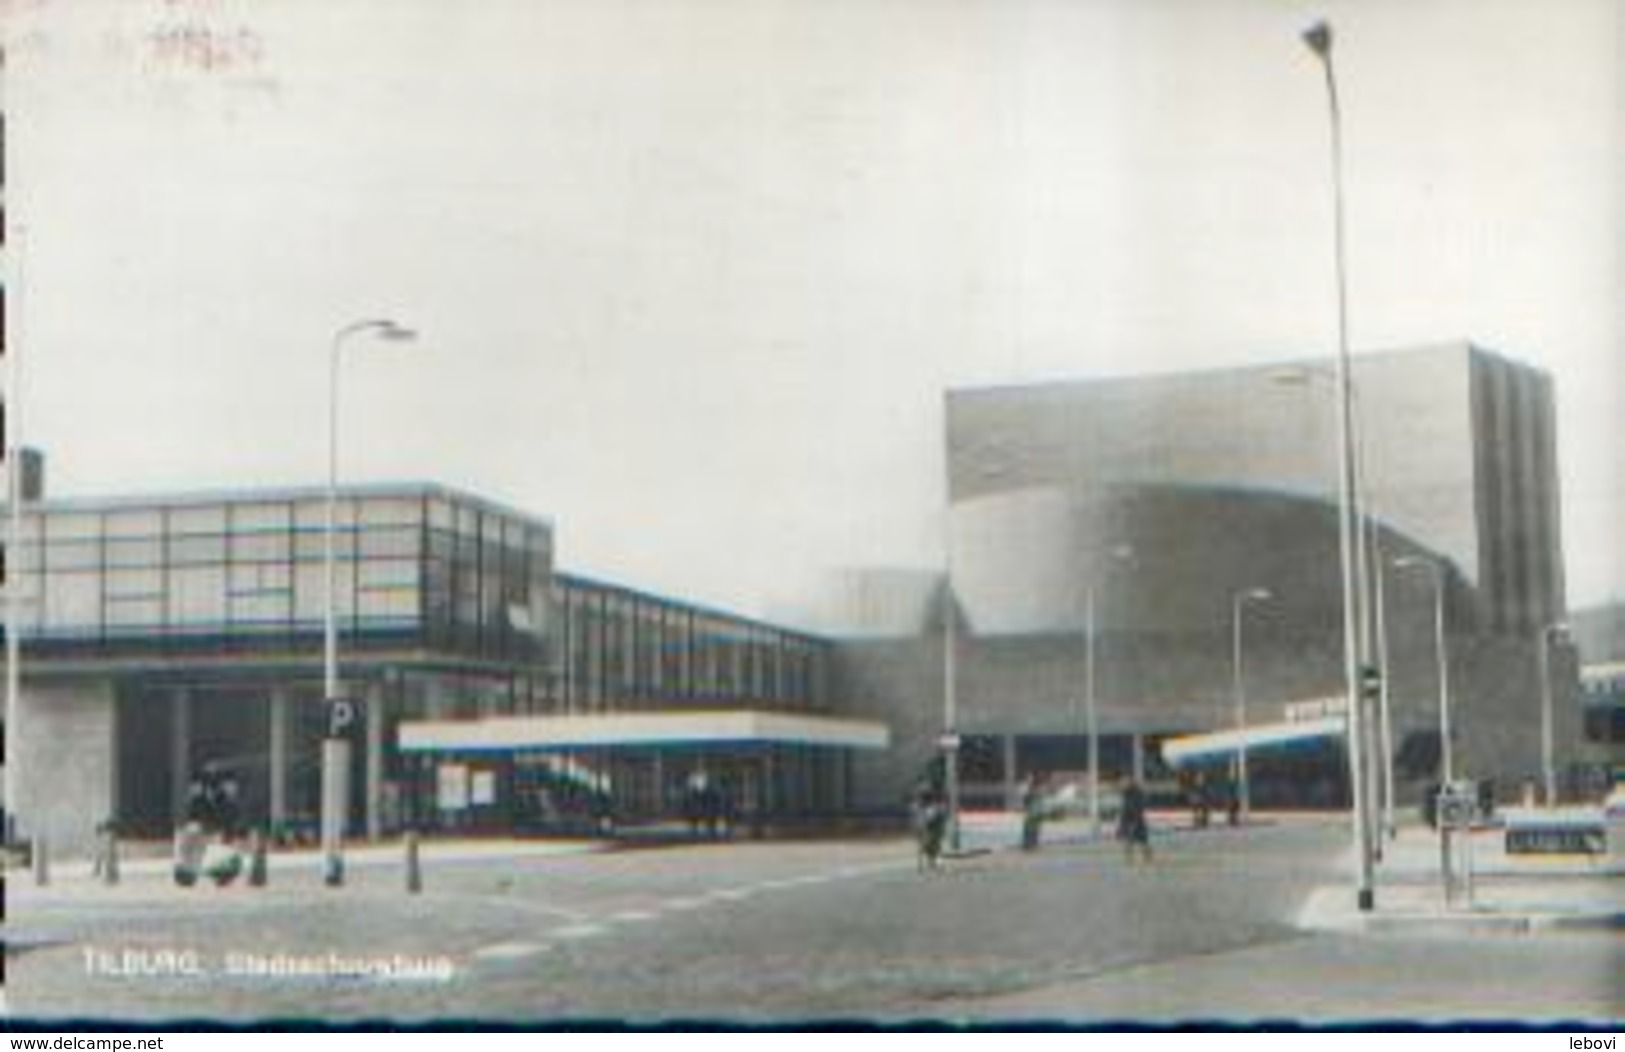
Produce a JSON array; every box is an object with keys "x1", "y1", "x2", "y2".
[
  {"x1": 399, "y1": 709, "x2": 891, "y2": 754},
  {"x1": 1160, "y1": 715, "x2": 1346, "y2": 769}
]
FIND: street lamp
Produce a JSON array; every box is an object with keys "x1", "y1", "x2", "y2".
[
  {"x1": 1231, "y1": 587, "x2": 1273, "y2": 822},
  {"x1": 322, "y1": 318, "x2": 417, "y2": 888},
  {"x1": 1083, "y1": 543, "x2": 1135, "y2": 839},
  {"x1": 1267, "y1": 363, "x2": 1392, "y2": 847},
  {"x1": 1537, "y1": 622, "x2": 1568, "y2": 806},
  {"x1": 1302, "y1": 19, "x2": 1376, "y2": 911},
  {"x1": 1395, "y1": 556, "x2": 1453, "y2": 785},
  {"x1": 941, "y1": 577, "x2": 961, "y2": 852},
  {"x1": 3, "y1": 224, "x2": 25, "y2": 848}
]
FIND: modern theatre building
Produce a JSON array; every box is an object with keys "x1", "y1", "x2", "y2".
[{"x1": 831, "y1": 342, "x2": 1587, "y2": 812}]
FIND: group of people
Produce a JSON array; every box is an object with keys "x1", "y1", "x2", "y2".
[
  {"x1": 910, "y1": 773, "x2": 1156, "y2": 869},
  {"x1": 1183, "y1": 770, "x2": 1242, "y2": 830},
  {"x1": 175, "y1": 762, "x2": 247, "y2": 888}
]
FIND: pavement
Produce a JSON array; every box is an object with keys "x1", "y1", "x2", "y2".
[
  {"x1": 4, "y1": 816, "x2": 1619, "y2": 1024},
  {"x1": 13, "y1": 835, "x2": 606, "y2": 886},
  {"x1": 1296, "y1": 819, "x2": 1623, "y2": 936}
]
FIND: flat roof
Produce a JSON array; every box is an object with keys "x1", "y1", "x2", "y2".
[
  {"x1": 399, "y1": 709, "x2": 891, "y2": 753},
  {"x1": 7, "y1": 481, "x2": 554, "y2": 532},
  {"x1": 1160, "y1": 715, "x2": 1346, "y2": 768}
]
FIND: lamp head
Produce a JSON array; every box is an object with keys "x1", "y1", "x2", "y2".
[
  {"x1": 1266, "y1": 366, "x2": 1316, "y2": 387},
  {"x1": 376, "y1": 322, "x2": 417, "y2": 343},
  {"x1": 1302, "y1": 20, "x2": 1333, "y2": 59},
  {"x1": 1245, "y1": 587, "x2": 1273, "y2": 602}
]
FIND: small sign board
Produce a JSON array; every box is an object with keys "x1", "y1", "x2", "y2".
[
  {"x1": 327, "y1": 696, "x2": 360, "y2": 739},
  {"x1": 1506, "y1": 825, "x2": 1607, "y2": 856},
  {"x1": 437, "y1": 764, "x2": 470, "y2": 811},
  {"x1": 1503, "y1": 806, "x2": 1609, "y2": 856},
  {"x1": 938, "y1": 733, "x2": 962, "y2": 751},
  {"x1": 1436, "y1": 781, "x2": 1479, "y2": 829},
  {"x1": 470, "y1": 770, "x2": 497, "y2": 807}
]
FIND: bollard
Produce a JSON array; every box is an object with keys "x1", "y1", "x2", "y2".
[
  {"x1": 404, "y1": 831, "x2": 422, "y2": 894},
  {"x1": 31, "y1": 834, "x2": 49, "y2": 887},
  {"x1": 248, "y1": 829, "x2": 268, "y2": 888},
  {"x1": 101, "y1": 826, "x2": 120, "y2": 887}
]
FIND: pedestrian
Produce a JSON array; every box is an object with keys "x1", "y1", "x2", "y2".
[
  {"x1": 1188, "y1": 770, "x2": 1210, "y2": 829},
  {"x1": 912, "y1": 782, "x2": 947, "y2": 872},
  {"x1": 1117, "y1": 779, "x2": 1152, "y2": 865},
  {"x1": 1020, "y1": 773, "x2": 1045, "y2": 852}
]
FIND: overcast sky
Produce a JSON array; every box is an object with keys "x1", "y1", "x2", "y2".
[{"x1": 6, "y1": 0, "x2": 1620, "y2": 624}]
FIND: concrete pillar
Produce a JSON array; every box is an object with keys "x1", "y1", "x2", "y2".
[
  {"x1": 365, "y1": 680, "x2": 385, "y2": 841},
  {"x1": 1131, "y1": 733, "x2": 1146, "y2": 784},
  {"x1": 170, "y1": 688, "x2": 192, "y2": 826},
  {"x1": 268, "y1": 687, "x2": 290, "y2": 831},
  {"x1": 1002, "y1": 734, "x2": 1019, "y2": 811},
  {"x1": 15, "y1": 682, "x2": 117, "y2": 857}
]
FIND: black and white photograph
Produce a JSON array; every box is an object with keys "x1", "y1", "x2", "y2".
[{"x1": 0, "y1": 0, "x2": 1620, "y2": 1031}]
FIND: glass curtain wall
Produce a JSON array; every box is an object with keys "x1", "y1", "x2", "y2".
[
  {"x1": 553, "y1": 574, "x2": 826, "y2": 714},
  {"x1": 8, "y1": 488, "x2": 552, "y2": 668}
]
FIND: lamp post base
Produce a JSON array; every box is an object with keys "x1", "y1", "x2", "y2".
[{"x1": 320, "y1": 736, "x2": 351, "y2": 890}]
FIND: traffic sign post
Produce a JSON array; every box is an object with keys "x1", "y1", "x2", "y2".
[
  {"x1": 328, "y1": 696, "x2": 360, "y2": 740},
  {"x1": 1436, "y1": 780, "x2": 1477, "y2": 908},
  {"x1": 320, "y1": 695, "x2": 358, "y2": 888}
]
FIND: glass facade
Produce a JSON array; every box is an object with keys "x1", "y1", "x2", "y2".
[
  {"x1": 5, "y1": 485, "x2": 553, "y2": 667},
  {"x1": 4, "y1": 484, "x2": 828, "y2": 717},
  {"x1": 551, "y1": 574, "x2": 825, "y2": 714}
]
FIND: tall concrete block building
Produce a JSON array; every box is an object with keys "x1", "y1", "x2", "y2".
[{"x1": 833, "y1": 343, "x2": 1582, "y2": 811}]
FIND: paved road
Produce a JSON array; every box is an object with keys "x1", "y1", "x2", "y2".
[{"x1": 5, "y1": 819, "x2": 1618, "y2": 1024}]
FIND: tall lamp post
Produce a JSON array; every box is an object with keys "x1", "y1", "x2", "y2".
[
  {"x1": 1395, "y1": 556, "x2": 1453, "y2": 785},
  {"x1": 1302, "y1": 19, "x2": 1375, "y2": 911},
  {"x1": 323, "y1": 318, "x2": 416, "y2": 888},
  {"x1": 941, "y1": 578, "x2": 961, "y2": 852},
  {"x1": 1083, "y1": 544, "x2": 1135, "y2": 839},
  {"x1": 3, "y1": 225, "x2": 24, "y2": 846},
  {"x1": 1231, "y1": 587, "x2": 1273, "y2": 822},
  {"x1": 1267, "y1": 364, "x2": 1393, "y2": 846},
  {"x1": 1537, "y1": 622, "x2": 1568, "y2": 806}
]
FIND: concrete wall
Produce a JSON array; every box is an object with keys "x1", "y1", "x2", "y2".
[
  {"x1": 946, "y1": 344, "x2": 1561, "y2": 638},
  {"x1": 830, "y1": 637, "x2": 946, "y2": 811},
  {"x1": 13, "y1": 679, "x2": 117, "y2": 857},
  {"x1": 831, "y1": 622, "x2": 1589, "y2": 814}
]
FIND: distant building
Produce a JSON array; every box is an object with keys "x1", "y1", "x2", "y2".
[{"x1": 1571, "y1": 601, "x2": 1625, "y2": 771}]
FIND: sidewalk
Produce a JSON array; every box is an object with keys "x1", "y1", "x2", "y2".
[
  {"x1": 1297, "y1": 822, "x2": 1623, "y2": 936},
  {"x1": 6, "y1": 836, "x2": 606, "y2": 902}
]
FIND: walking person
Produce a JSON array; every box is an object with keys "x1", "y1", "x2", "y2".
[
  {"x1": 912, "y1": 781, "x2": 947, "y2": 872},
  {"x1": 1117, "y1": 778, "x2": 1152, "y2": 865},
  {"x1": 1019, "y1": 773, "x2": 1046, "y2": 852}
]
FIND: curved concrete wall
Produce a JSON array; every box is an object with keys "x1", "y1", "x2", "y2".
[{"x1": 949, "y1": 481, "x2": 1458, "y2": 640}]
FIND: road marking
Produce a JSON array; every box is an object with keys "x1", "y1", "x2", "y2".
[
  {"x1": 461, "y1": 894, "x2": 589, "y2": 922},
  {"x1": 609, "y1": 909, "x2": 659, "y2": 923},
  {"x1": 663, "y1": 897, "x2": 710, "y2": 912},
  {"x1": 473, "y1": 941, "x2": 549, "y2": 961},
  {"x1": 706, "y1": 888, "x2": 753, "y2": 902},
  {"x1": 552, "y1": 922, "x2": 608, "y2": 940}
]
